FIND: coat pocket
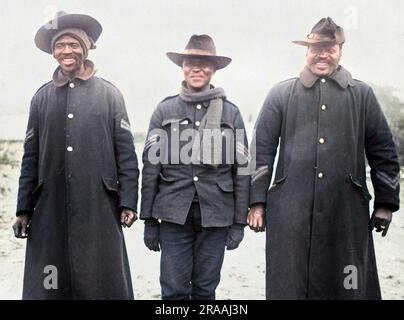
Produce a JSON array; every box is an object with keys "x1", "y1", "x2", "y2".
[
  {"x1": 268, "y1": 175, "x2": 287, "y2": 192},
  {"x1": 32, "y1": 180, "x2": 44, "y2": 199},
  {"x1": 349, "y1": 174, "x2": 372, "y2": 202},
  {"x1": 216, "y1": 177, "x2": 234, "y2": 192},
  {"x1": 102, "y1": 176, "x2": 119, "y2": 199},
  {"x1": 159, "y1": 172, "x2": 176, "y2": 183}
]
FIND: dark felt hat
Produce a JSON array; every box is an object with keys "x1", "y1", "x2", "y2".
[
  {"x1": 166, "y1": 34, "x2": 232, "y2": 70},
  {"x1": 293, "y1": 17, "x2": 345, "y2": 46},
  {"x1": 35, "y1": 11, "x2": 102, "y2": 54}
]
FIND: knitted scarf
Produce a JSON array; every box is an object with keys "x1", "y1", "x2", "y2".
[{"x1": 179, "y1": 81, "x2": 226, "y2": 166}]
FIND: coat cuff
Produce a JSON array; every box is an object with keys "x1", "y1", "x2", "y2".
[
  {"x1": 249, "y1": 193, "x2": 267, "y2": 207},
  {"x1": 118, "y1": 200, "x2": 137, "y2": 213},
  {"x1": 16, "y1": 210, "x2": 32, "y2": 217},
  {"x1": 374, "y1": 202, "x2": 399, "y2": 213}
]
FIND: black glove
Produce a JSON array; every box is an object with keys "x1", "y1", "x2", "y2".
[
  {"x1": 226, "y1": 223, "x2": 245, "y2": 250},
  {"x1": 369, "y1": 208, "x2": 392, "y2": 237},
  {"x1": 144, "y1": 218, "x2": 160, "y2": 251},
  {"x1": 12, "y1": 212, "x2": 31, "y2": 239}
]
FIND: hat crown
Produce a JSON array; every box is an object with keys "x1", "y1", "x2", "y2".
[
  {"x1": 55, "y1": 11, "x2": 68, "y2": 19},
  {"x1": 309, "y1": 17, "x2": 345, "y2": 44},
  {"x1": 185, "y1": 34, "x2": 216, "y2": 55}
]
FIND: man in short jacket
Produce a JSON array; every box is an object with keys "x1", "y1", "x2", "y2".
[{"x1": 140, "y1": 34, "x2": 250, "y2": 300}]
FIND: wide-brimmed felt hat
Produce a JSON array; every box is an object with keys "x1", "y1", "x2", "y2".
[
  {"x1": 35, "y1": 11, "x2": 102, "y2": 54},
  {"x1": 293, "y1": 17, "x2": 345, "y2": 46},
  {"x1": 167, "y1": 34, "x2": 232, "y2": 70}
]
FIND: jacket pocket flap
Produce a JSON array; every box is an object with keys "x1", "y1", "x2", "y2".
[
  {"x1": 102, "y1": 176, "x2": 119, "y2": 192},
  {"x1": 32, "y1": 181, "x2": 44, "y2": 197},
  {"x1": 216, "y1": 178, "x2": 234, "y2": 192},
  {"x1": 220, "y1": 121, "x2": 234, "y2": 131},
  {"x1": 159, "y1": 172, "x2": 176, "y2": 182},
  {"x1": 162, "y1": 117, "x2": 191, "y2": 127}
]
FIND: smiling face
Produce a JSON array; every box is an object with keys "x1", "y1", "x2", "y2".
[
  {"x1": 52, "y1": 35, "x2": 85, "y2": 76},
  {"x1": 306, "y1": 43, "x2": 342, "y2": 77},
  {"x1": 182, "y1": 57, "x2": 216, "y2": 91}
]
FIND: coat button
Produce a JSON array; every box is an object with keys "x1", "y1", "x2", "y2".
[
  {"x1": 321, "y1": 79, "x2": 326, "y2": 83},
  {"x1": 68, "y1": 113, "x2": 74, "y2": 119},
  {"x1": 318, "y1": 172, "x2": 324, "y2": 179},
  {"x1": 196, "y1": 104, "x2": 202, "y2": 110},
  {"x1": 67, "y1": 146, "x2": 73, "y2": 152},
  {"x1": 69, "y1": 82, "x2": 75, "y2": 89},
  {"x1": 319, "y1": 138, "x2": 325, "y2": 144},
  {"x1": 193, "y1": 176, "x2": 199, "y2": 182},
  {"x1": 321, "y1": 105, "x2": 327, "y2": 111},
  {"x1": 195, "y1": 121, "x2": 201, "y2": 126}
]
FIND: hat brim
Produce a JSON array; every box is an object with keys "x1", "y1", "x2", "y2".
[
  {"x1": 292, "y1": 39, "x2": 338, "y2": 46},
  {"x1": 35, "y1": 13, "x2": 102, "y2": 54},
  {"x1": 166, "y1": 52, "x2": 232, "y2": 70}
]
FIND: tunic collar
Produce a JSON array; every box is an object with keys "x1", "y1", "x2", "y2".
[
  {"x1": 52, "y1": 59, "x2": 97, "y2": 87},
  {"x1": 299, "y1": 65, "x2": 355, "y2": 89}
]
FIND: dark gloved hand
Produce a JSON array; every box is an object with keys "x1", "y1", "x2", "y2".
[
  {"x1": 12, "y1": 213, "x2": 31, "y2": 239},
  {"x1": 369, "y1": 208, "x2": 393, "y2": 237},
  {"x1": 226, "y1": 223, "x2": 245, "y2": 250},
  {"x1": 144, "y1": 218, "x2": 160, "y2": 251}
]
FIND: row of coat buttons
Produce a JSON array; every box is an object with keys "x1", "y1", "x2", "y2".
[
  {"x1": 67, "y1": 88, "x2": 74, "y2": 153},
  {"x1": 318, "y1": 92, "x2": 327, "y2": 179}
]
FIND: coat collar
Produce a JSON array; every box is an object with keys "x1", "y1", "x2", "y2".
[
  {"x1": 299, "y1": 65, "x2": 355, "y2": 89},
  {"x1": 53, "y1": 59, "x2": 97, "y2": 87}
]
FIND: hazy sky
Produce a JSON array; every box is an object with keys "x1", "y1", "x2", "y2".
[{"x1": 1, "y1": 0, "x2": 403, "y2": 139}]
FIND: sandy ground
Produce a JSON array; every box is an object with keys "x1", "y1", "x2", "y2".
[{"x1": 0, "y1": 140, "x2": 402, "y2": 300}]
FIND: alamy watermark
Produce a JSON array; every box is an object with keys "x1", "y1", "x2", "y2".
[
  {"x1": 43, "y1": 265, "x2": 58, "y2": 290},
  {"x1": 145, "y1": 127, "x2": 256, "y2": 176},
  {"x1": 343, "y1": 265, "x2": 358, "y2": 290}
]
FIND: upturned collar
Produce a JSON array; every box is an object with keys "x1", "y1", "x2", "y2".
[
  {"x1": 299, "y1": 65, "x2": 355, "y2": 89},
  {"x1": 53, "y1": 59, "x2": 97, "y2": 87}
]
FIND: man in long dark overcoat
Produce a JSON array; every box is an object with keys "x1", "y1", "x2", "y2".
[
  {"x1": 12, "y1": 12, "x2": 139, "y2": 299},
  {"x1": 248, "y1": 17, "x2": 400, "y2": 299}
]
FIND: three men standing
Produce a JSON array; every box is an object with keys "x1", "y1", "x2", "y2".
[
  {"x1": 12, "y1": 12, "x2": 400, "y2": 301},
  {"x1": 12, "y1": 12, "x2": 139, "y2": 299},
  {"x1": 248, "y1": 17, "x2": 400, "y2": 299}
]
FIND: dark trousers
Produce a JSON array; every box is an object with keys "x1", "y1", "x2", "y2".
[{"x1": 159, "y1": 202, "x2": 228, "y2": 300}]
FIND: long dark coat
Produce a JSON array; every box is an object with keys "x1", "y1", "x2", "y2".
[
  {"x1": 16, "y1": 73, "x2": 139, "y2": 299},
  {"x1": 250, "y1": 66, "x2": 400, "y2": 300}
]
